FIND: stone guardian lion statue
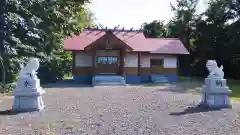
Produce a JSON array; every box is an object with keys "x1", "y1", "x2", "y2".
[
  {"x1": 206, "y1": 60, "x2": 224, "y2": 78},
  {"x1": 19, "y1": 58, "x2": 40, "y2": 80}
]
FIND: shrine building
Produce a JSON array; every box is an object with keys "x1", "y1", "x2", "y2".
[{"x1": 64, "y1": 28, "x2": 189, "y2": 85}]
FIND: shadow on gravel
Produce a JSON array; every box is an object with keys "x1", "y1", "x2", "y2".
[
  {"x1": 153, "y1": 82, "x2": 203, "y2": 94},
  {"x1": 169, "y1": 105, "x2": 222, "y2": 116},
  {"x1": 154, "y1": 87, "x2": 188, "y2": 93},
  {"x1": 0, "y1": 109, "x2": 41, "y2": 115},
  {"x1": 0, "y1": 109, "x2": 20, "y2": 115}
]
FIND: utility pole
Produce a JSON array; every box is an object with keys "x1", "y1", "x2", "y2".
[{"x1": 0, "y1": 0, "x2": 6, "y2": 96}]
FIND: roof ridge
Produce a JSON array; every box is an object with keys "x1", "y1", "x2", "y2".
[
  {"x1": 146, "y1": 37, "x2": 179, "y2": 40},
  {"x1": 84, "y1": 28, "x2": 142, "y2": 33}
]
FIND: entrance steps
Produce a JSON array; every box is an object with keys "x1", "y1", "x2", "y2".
[
  {"x1": 92, "y1": 75, "x2": 126, "y2": 86},
  {"x1": 151, "y1": 75, "x2": 169, "y2": 83}
]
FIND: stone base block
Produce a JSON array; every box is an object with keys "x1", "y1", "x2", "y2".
[
  {"x1": 12, "y1": 93, "x2": 45, "y2": 112},
  {"x1": 200, "y1": 92, "x2": 231, "y2": 109}
]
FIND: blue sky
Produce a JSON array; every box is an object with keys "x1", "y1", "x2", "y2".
[{"x1": 87, "y1": 0, "x2": 209, "y2": 29}]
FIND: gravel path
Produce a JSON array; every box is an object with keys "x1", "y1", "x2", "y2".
[{"x1": 0, "y1": 84, "x2": 240, "y2": 135}]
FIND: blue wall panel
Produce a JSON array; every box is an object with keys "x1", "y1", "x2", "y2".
[
  {"x1": 73, "y1": 76, "x2": 92, "y2": 84},
  {"x1": 125, "y1": 75, "x2": 141, "y2": 84},
  {"x1": 165, "y1": 74, "x2": 179, "y2": 82},
  {"x1": 140, "y1": 75, "x2": 150, "y2": 83}
]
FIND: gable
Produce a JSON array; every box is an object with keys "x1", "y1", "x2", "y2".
[{"x1": 84, "y1": 31, "x2": 133, "y2": 51}]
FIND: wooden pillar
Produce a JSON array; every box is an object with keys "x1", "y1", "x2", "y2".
[
  {"x1": 92, "y1": 50, "x2": 96, "y2": 76},
  {"x1": 72, "y1": 51, "x2": 76, "y2": 76},
  {"x1": 137, "y1": 52, "x2": 141, "y2": 76},
  {"x1": 120, "y1": 49, "x2": 125, "y2": 77},
  {"x1": 176, "y1": 56, "x2": 179, "y2": 76}
]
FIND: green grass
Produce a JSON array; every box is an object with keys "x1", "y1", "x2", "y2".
[
  {"x1": 227, "y1": 79, "x2": 240, "y2": 100},
  {"x1": 180, "y1": 76, "x2": 240, "y2": 100},
  {"x1": 63, "y1": 73, "x2": 72, "y2": 79}
]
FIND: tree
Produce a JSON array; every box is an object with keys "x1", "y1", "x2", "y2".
[
  {"x1": 0, "y1": 0, "x2": 94, "y2": 92},
  {"x1": 0, "y1": 0, "x2": 6, "y2": 95},
  {"x1": 168, "y1": 0, "x2": 199, "y2": 51},
  {"x1": 142, "y1": 20, "x2": 168, "y2": 38},
  {"x1": 164, "y1": 0, "x2": 199, "y2": 76},
  {"x1": 191, "y1": 0, "x2": 237, "y2": 77}
]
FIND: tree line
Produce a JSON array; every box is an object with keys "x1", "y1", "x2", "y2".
[{"x1": 142, "y1": 0, "x2": 240, "y2": 79}]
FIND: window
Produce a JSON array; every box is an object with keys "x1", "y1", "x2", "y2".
[
  {"x1": 97, "y1": 56, "x2": 118, "y2": 64},
  {"x1": 150, "y1": 59, "x2": 163, "y2": 66}
]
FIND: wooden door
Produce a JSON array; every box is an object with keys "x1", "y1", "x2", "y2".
[{"x1": 96, "y1": 56, "x2": 119, "y2": 74}]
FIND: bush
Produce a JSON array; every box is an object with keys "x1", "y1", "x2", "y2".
[{"x1": 38, "y1": 58, "x2": 65, "y2": 84}]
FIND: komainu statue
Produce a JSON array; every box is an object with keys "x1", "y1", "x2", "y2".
[
  {"x1": 206, "y1": 60, "x2": 224, "y2": 79},
  {"x1": 12, "y1": 57, "x2": 45, "y2": 112},
  {"x1": 19, "y1": 58, "x2": 39, "y2": 80},
  {"x1": 200, "y1": 60, "x2": 231, "y2": 109}
]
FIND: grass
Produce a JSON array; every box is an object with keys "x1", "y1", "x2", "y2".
[
  {"x1": 227, "y1": 79, "x2": 240, "y2": 100},
  {"x1": 180, "y1": 76, "x2": 240, "y2": 100},
  {"x1": 63, "y1": 73, "x2": 72, "y2": 79}
]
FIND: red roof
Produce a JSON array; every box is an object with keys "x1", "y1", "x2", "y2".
[
  {"x1": 64, "y1": 30, "x2": 105, "y2": 51},
  {"x1": 147, "y1": 38, "x2": 190, "y2": 54},
  {"x1": 64, "y1": 29, "x2": 190, "y2": 55}
]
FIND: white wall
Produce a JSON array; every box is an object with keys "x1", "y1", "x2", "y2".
[
  {"x1": 164, "y1": 56, "x2": 177, "y2": 68},
  {"x1": 150, "y1": 55, "x2": 177, "y2": 68},
  {"x1": 124, "y1": 53, "x2": 177, "y2": 68},
  {"x1": 75, "y1": 52, "x2": 92, "y2": 67},
  {"x1": 140, "y1": 54, "x2": 150, "y2": 68},
  {"x1": 75, "y1": 52, "x2": 177, "y2": 68},
  {"x1": 125, "y1": 53, "x2": 138, "y2": 67}
]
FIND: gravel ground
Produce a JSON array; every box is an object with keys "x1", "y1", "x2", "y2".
[{"x1": 0, "y1": 84, "x2": 240, "y2": 135}]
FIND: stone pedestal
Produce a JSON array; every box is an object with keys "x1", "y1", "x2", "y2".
[
  {"x1": 12, "y1": 77, "x2": 45, "y2": 112},
  {"x1": 200, "y1": 77, "x2": 232, "y2": 109}
]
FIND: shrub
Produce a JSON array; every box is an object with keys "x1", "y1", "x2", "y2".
[{"x1": 38, "y1": 58, "x2": 65, "y2": 84}]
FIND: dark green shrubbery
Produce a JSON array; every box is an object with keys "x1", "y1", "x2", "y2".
[{"x1": 38, "y1": 58, "x2": 65, "y2": 84}]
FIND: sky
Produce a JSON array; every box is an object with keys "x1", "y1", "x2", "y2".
[{"x1": 87, "y1": 0, "x2": 209, "y2": 29}]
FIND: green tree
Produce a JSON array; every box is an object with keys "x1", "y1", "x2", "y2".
[
  {"x1": 142, "y1": 20, "x2": 168, "y2": 38},
  {"x1": 192, "y1": 0, "x2": 237, "y2": 76},
  {"x1": 168, "y1": 0, "x2": 199, "y2": 51},
  {"x1": 0, "y1": 0, "x2": 94, "y2": 93}
]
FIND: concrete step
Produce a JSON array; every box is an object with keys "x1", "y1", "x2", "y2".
[
  {"x1": 94, "y1": 82, "x2": 126, "y2": 86},
  {"x1": 151, "y1": 75, "x2": 169, "y2": 83},
  {"x1": 92, "y1": 75, "x2": 126, "y2": 86}
]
